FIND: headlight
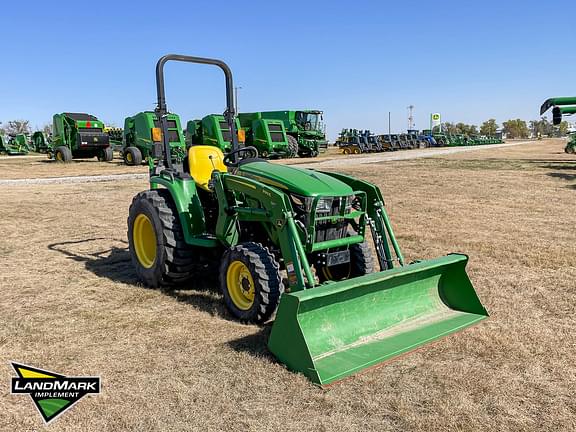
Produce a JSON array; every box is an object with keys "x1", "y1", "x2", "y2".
[
  {"x1": 316, "y1": 197, "x2": 332, "y2": 213},
  {"x1": 290, "y1": 194, "x2": 313, "y2": 213},
  {"x1": 345, "y1": 195, "x2": 355, "y2": 212}
]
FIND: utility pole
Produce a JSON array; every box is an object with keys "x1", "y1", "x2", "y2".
[
  {"x1": 234, "y1": 86, "x2": 242, "y2": 114},
  {"x1": 407, "y1": 105, "x2": 414, "y2": 131},
  {"x1": 388, "y1": 112, "x2": 391, "y2": 136}
]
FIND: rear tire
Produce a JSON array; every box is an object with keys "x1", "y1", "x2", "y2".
[
  {"x1": 98, "y1": 146, "x2": 114, "y2": 162},
  {"x1": 54, "y1": 146, "x2": 72, "y2": 163},
  {"x1": 220, "y1": 242, "x2": 283, "y2": 323},
  {"x1": 286, "y1": 135, "x2": 298, "y2": 158},
  {"x1": 317, "y1": 241, "x2": 374, "y2": 282},
  {"x1": 124, "y1": 146, "x2": 142, "y2": 166},
  {"x1": 128, "y1": 189, "x2": 197, "y2": 287}
]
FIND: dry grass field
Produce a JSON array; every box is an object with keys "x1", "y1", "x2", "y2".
[{"x1": 0, "y1": 139, "x2": 574, "y2": 431}]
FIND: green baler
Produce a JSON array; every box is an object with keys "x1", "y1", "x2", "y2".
[
  {"x1": 185, "y1": 114, "x2": 243, "y2": 153},
  {"x1": 50, "y1": 112, "x2": 113, "y2": 162},
  {"x1": 123, "y1": 111, "x2": 186, "y2": 165},
  {"x1": 127, "y1": 54, "x2": 488, "y2": 386},
  {"x1": 250, "y1": 110, "x2": 327, "y2": 157},
  {"x1": 237, "y1": 112, "x2": 295, "y2": 158}
]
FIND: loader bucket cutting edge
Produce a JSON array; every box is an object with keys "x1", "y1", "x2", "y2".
[{"x1": 267, "y1": 254, "x2": 488, "y2": 385}]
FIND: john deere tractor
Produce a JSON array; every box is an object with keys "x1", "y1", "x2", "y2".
[
  {"x1": 123, "y1": 111, "x2": 186, "y2": 165},
  {"x1": 50, "y1": 112, "x2": 113, "y2": 162},
  {"x1": 541, "y1": 97, "x2": 576, "y2": 154},
  {"x1": 127, "y1": 54, "x2": 488, "y2": 386}
]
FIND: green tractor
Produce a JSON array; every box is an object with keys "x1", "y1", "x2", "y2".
[
  {"x1": 237, "y1": 112, "x2": 295, "y2": 158},
  {"x1": 50, "y1": 112, "x2": 113, "y2": 162},
  {"x1": 540, "y1": 97, "x2": 576, "y2": 154},
  {"x1": 127, "y1": 54, "x2": 488, "y2": 386},
  {"x1": 123, "y1": 111, "x2": 186, "y2": 166},
  {"x1": 245, "y1": 110, "x2": 327, "y2": 157},
  {"x1": 31, "y1": 131, "x2": 51, "y2": 153},
  {"x1": 185, "y1": 114, "x2": 243, "y2": 154}
]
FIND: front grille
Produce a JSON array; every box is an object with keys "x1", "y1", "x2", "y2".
[
  {"x1": 78, "y1": 127, "x2": 103, "y2": 133},
  {"x1": 314, "y1": 197, "x2": 348, "y2": 243},
  {"x1": 268, "y1": 124, "x2": 283, "y2": 132}
]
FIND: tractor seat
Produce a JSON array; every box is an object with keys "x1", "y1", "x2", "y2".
[{"x1": 187, "y1": 145, "x2": 227, "y2": 191}]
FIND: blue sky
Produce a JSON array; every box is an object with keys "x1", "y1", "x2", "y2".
[{"x1": 0, "y1": 1, "x2": 574, "y2": 139}]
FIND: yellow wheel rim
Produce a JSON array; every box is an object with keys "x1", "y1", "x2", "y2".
[
  {"x1": 133, "y1": 214, "x2": 157, "y2": 269},
  {"x1": 126, "y1": 152, "x2": 133, "y2": 163},
  {"x1": 353, "y1": 148, "x2": 361, "y2": 154},
  {"x1": 56, "y1": 151, "x2": 63, "y2": 161},
  {"x1": 226, "y1": 260, "x2": 255, "y2": 310}
]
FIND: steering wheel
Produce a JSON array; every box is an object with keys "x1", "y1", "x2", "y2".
[{"x1": 223, "y1": 146, "x2": 259, "y2": 167}]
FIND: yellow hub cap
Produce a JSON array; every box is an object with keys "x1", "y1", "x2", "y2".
[
  {"x1": 56, "y1": 151, "x2": 63, "y2": 161},
  {"x1": 133, "y1": 214, "x2": 157, "y2": 268},
  {"x1": 226, "y1": 261, "x2": 255, "y2": 310},
  {"x1": 126, "y1": 152, "x2": 133, "y2": 162}
]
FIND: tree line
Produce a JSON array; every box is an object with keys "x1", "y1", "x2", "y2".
[
  {"x1": 0, "y1": 120, "x2": 51, "y2": 136},
  {"x1": 432, "y1": 118, "x2": 571, "y2": 139}
]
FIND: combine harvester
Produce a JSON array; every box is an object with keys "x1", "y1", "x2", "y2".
[
  {"x1": 49, "y1": 113, "x2": 113, "y2": 162},
  {"x1": 541, "y1": 97, "x2": 576, "y2": 154},
  {"x1": 127, "y1": 54, "x2": 489, "y2": 385}
]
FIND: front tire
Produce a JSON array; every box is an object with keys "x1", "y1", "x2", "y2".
[
  {"x1": 124, "y1": 146, "x2": 142, "y2": 165},
  {"x1": 128, "y1": 189, "x2": 196, "y2": 287},
  {"x1": 54, "y1": 146, "x2": 72, "y2": 163},
  {"x1": 317, "y1": 241, "x2": 374, "y2": 282},
  {"x1": 98, "y1": 146, "x2": 114, "y2": 162},
  {"x1": 220, "y1": 242, "x2": 283, "y2": 323}
]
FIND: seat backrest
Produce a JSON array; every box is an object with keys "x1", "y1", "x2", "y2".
[{"x1": 188, "y1": 145, "x2": 227, "y2": 191}]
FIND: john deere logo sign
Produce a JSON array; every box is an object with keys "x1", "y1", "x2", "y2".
[
  {"x1": 431, "y1": 113, "x2": 441, "y2": 121},
  {"x1": 10, "y1": 362, "x2": 101, "y2": 424}
]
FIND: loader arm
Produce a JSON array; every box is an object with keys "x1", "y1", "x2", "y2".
[
  {"x1": 212, "y1": 171, "x2": 316, "y2": 291},
  {"x1": 318, "y1": 170, "x2": 405, "y2": 269}
]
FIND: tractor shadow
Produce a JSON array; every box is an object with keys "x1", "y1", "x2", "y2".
[
  {"x1": 226, "y1": 325, "x2": 278, "y2": 361},
  {"x1": 48, "y1": 237, "x2": 280, "y2": 361},
  {"x1": 47, "y1": 237, "x2": 226, "y2": 318},
  {"x1": 541, "y1": 162, "x2": 576, "y2": 189}
]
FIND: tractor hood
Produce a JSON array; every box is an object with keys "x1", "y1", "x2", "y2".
[{"x1": 238, "y1": 161, "x2": 353, "y2": 197}]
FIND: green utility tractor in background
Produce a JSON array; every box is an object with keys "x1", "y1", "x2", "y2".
[
  {"x1": 123, "y1": 111, "x2": 186, "y2": 166},
  {"x1": 50, "y1": 112, "x2": 113, "y2": 162},
  {"x1": 31, "y1": 131, "x2": 51, "y2": 153},
  {"x1": 185, "y1": 114, "x2": 243, "y2": 153},
  {"x1": 0, "y1": 134, "x2": 30, "y2": 155},
  {"x1": 127, "y1": 54, "x2": 488, "y2": 386},
  {"x1": 247, "y1": 110, "x2": 327, "y2": 157},
  {"x1": 541, "y1": 97, "x2": 576, "y2": 154},
  {"x1": 237, "y1": 112, "x2": 295, "y2": 158}
]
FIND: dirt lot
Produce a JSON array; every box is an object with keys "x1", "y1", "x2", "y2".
[{"x1": 0, "y1": 139, "x2": 574, "y2": 431}]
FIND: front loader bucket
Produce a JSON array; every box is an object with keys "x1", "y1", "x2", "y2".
[{"x1": 268, "y1": 254, "x2": 488, "y2": 386}]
